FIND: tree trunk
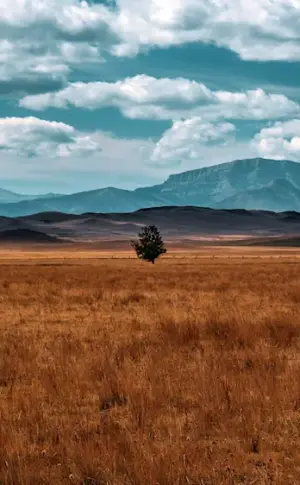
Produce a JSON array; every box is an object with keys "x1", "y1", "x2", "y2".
[{"x1": 151, "y1": 259, "x2": 155, "y2": 264}]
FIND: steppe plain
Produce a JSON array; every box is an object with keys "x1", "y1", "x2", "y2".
[{"x1": 1, "y1": 245, "x2": 300, "y2": 484}]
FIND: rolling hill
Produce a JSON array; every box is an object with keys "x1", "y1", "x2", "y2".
[{"x1": 0, "y1": 206, "x2": 300, "y2": 244}]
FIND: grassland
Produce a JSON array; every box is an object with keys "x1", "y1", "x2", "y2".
[{"x1": 1, "y1": 247, "x2": 300, "y2": 484}]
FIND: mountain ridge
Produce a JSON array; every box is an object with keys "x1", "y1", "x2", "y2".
[
  {"x1": 0, "y1": 188, "x2": 64, "y2": 204},
  {"x1": 1, "y1": 158, "x2": 300, "y2": 216}
]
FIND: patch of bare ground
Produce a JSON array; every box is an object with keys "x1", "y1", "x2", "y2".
[{"x1": 1, "y1": 251, "x2": 300, "y2": 483}]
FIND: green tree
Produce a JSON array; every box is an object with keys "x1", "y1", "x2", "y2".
[{"x1": 131, "y1": 225, "x2": 167, "y2": 264}]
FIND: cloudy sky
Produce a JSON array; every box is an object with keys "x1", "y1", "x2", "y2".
[{"x1": 2, "y1": 0, "x2": 300, "y2": 194}]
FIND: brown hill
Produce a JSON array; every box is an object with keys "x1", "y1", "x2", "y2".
[{"x1": 0, "y1": 228, "x2": 60, "y2": 243}]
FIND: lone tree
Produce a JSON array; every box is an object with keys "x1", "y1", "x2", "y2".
[{"x1": 131, "y1": 225, "x2": 167, "y2": 264}]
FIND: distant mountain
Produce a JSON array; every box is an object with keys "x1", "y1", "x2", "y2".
[
  {"x1": 0, "y1": 187, "x2": 156, "y2": 217},
  {"x1": 1, "y1": 158, "x2": 300, "y2": 216},
  {"x1": 147, "y1": 158, "x2": 300, "y2": 210},
  {"x1": 0, "y1": 188, "x2": 63, "y2": 205},
  {"x1": 0, "y1": 188, "x2": 32, "y2": 204},
  {"x1": 214, "y1": 178, "x2": 300, "y2": 211}
]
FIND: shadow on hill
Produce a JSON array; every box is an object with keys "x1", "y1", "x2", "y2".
[{"x1": 0, "y1": 228, "x2": 61, "y2": 243}]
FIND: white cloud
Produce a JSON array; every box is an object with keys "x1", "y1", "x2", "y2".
[
  {"x1": 112, "y1": 0, "x2": 300, "y2": 61},
  {"x1": 0, "y1": 0, "x2": 112, "y2": 34},
  {"x1": 0, "y1": 0, "x2": 109, "y2": 95},
  {"x1": 2, "y1": 1, "x2": 300, "y2": 190},
  {"x1": 151, "y1": 117, "x2": 236, "y2": 165},
  {"x1": 0, "y1": 117, "x2": 102, "y2": 158},
  {"x1": 0, "y1": 124, "x2": 257, "y2": 193},
  {"x1": 20, "y1": 75, "x2": 211, "y2": 110},
  {"x1": 253, "y1": 119, "x2": 300, "y2": 161},
  {"x1": 103, "y1": 0, "x2": 300, "y2": 61},
  {"x1": 0, "y1": 129, "x2": 157, "y2": 193},
  {"x1": 0, "y1": 40, "x2": 69, "y2": 95},
  {"x1": 20, "y1": 75, "x2": 300, "y2": 123},
  {"x1": 0, "y1": 38, "x2": 105, "y2": 95},
  {"x1": 0, "y1": 0, "x2": 300, "y2": 95}
]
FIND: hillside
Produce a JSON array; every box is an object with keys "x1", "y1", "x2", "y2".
[{"x1": 0, "y1": 206, "x2": 298, "y2": 243}]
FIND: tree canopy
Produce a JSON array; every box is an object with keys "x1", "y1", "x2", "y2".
[{"x1": 131, "y1": 225, "x2": 167, "y2": 264}]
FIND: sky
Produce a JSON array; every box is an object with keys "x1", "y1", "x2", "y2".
[{"x1": 1, "y1": 0, "x2": 300, "y2": 194}]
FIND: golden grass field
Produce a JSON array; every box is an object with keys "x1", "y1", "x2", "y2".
[{"x1": 2, "y1": 246, "x2": 300, "y2": 484}]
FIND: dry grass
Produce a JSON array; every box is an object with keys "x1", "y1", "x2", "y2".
[{"x1": 1, "y1": 249, "x2": 300, "y2": 484}]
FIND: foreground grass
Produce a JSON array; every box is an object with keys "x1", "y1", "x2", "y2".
[{"x1": 1, "y1": 253, "x2": 300, "y2": 484}]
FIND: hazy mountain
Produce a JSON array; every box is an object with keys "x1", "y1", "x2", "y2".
[
  {"x1": 1, "y1": 158, "x2": 300, "y2": 216},
  {"x1": 0, "y1": 188, "x2": 34, "y2": 203},
  {"x1": 0, "y1": 188, "x2": 63, "y2": 204}
]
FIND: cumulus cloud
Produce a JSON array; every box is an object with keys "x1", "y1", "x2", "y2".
[
  {"x1": 0, "y1": 117, "x2": 102, "y2": 157},
  {"x1": 151, "y1": 117, "x2": 236, "y2": 165},
  {"x1": 108, "y1": 0, "x2": 300, "y2": 61},
  {"x1": 253, "y1": 119, "x2": 300, "y2": 161},
  {"x1": 20, "y1": 75, "x2": 300, "y2": 123},
  {"x1": 2, "y1": 0, "x2": 300, "y2": 188},
  {"x1": 1, "y1": 0, "x2": 300, "y2": 96},
  {"x1": 0, "y1": 0, "x2": 113, "y2": 39},
  {"x1": 19, "y1": 75, "x2": 210, "y2": 111},
  {"x1": 0, "y1": 39, "x2": 104, "y2": 96},
  {"x1": 0, "y1": 40, "x2": 69, "y2": 95},
  {"x1": 0, "y1": 129, "x2": 157, "y2": 193},
  {"x1": 0, "y1": 0, "x2": 109, "y2": 95}
]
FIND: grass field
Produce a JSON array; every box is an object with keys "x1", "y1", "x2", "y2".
[{"x1": 1, "y1": 247, "x2": 300, "y2": 484}]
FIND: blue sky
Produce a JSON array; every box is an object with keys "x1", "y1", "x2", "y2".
[{"x1": 1, "y1": 0, "x2": 300, "y2": 194}]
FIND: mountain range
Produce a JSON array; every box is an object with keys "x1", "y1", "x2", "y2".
[{"x1": 2, "y1": 158, "x2": 300, "y2": 216}]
